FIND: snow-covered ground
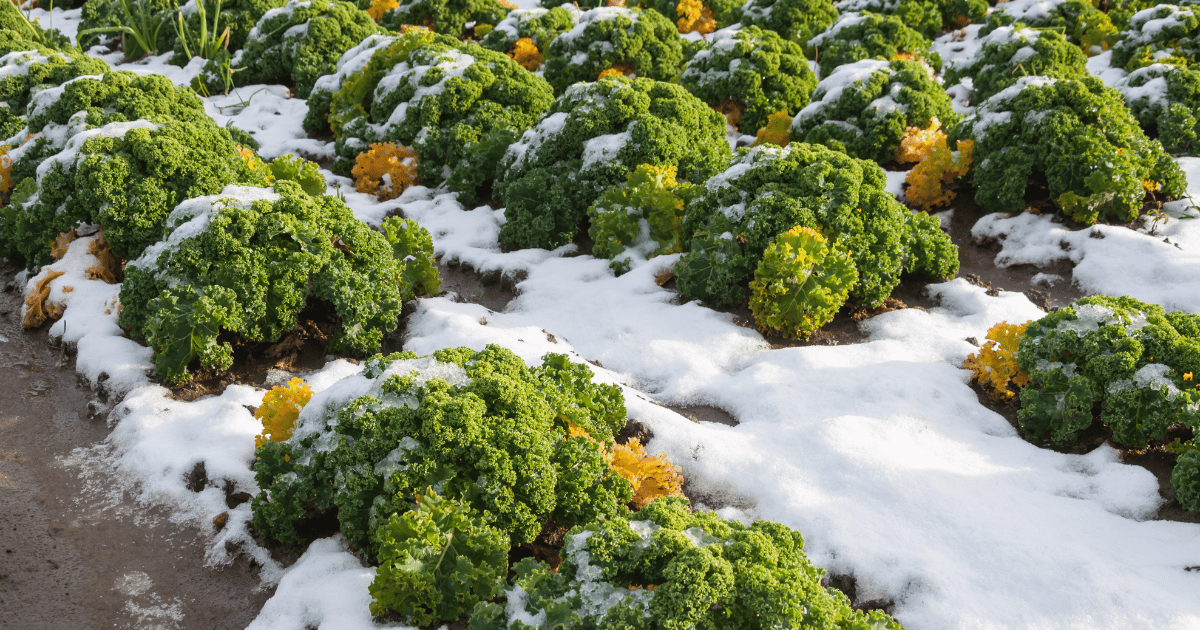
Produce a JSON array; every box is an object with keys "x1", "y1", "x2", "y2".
[{"x1": 14, "y1": 9, "x2": 1200, "y2": 630}]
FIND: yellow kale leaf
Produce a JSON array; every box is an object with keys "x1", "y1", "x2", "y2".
[
  {"x1": 0, "y1": 145, "x2": 12, "y2": 199},
  {"x1": 676, "y1": 0, "x2": 716, "y2": 34},
  {"x1": 368, "y1": 0, "x2": 399, "y2": 22},
  {"x1": 255, "y1": 377, "x2": 314, "y2": 448},
  {"x1": 609, "y1": 439, "x2": 684, "y2": 509},
  {"x1": 905, "y1": 131, "x2": 973, "y2": 212},
  {"x1": 963, "y1": 321, "x2": 1032, "y2": 401},
  {"x1": 353, "y1": 142, "x2": 420, "y2": 201},
  {"x1": 598, "y1": 63, "x2": 635, "y2": 80},
  {"x1": 894, "y1": 117, "x2": 943, "y2": 165},
  {"x1": 509, "y1": 37, "x2": 544, "y2": 71},
  {"x1": 568, "y1": 424, "x2": 684, "y2": 509},
  {"x1": 753, "y1": 110, "x2": 792, "y2": 148}
]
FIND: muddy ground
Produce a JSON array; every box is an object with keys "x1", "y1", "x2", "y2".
[{"x1": 0, "y1": 194, "x2": 1185, "y2": 628}]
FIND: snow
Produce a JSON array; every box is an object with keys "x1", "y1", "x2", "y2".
[
  {"x1": 245, "y1": 537, "x2": 413, "y2": 630},
  {"x1": 579, "y1": 124, "x2": 632, "y2": 170}
]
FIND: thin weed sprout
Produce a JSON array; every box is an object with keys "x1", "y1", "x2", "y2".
[
  {"x1": 76, "y1": 0, "x2": 166, "y2": 56},
  {"x1": 174, "y1": 0, "x2": 230, "y2": 60},
  {"x1": 14, "y1": 0, "x2": 60, "y2": 47}
]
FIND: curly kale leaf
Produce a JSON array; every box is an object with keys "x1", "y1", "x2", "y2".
[
  {"x1": 369, "y1": 491, "x2": 508, "y2": 625},
  {"x1": 382, "y1": 215, "x2": 442, "y2": 301},
  {"x1": 1173, "y1": 449, "x2": 1200, "y2": 512},
  {"x1": 902, "y1": 211, "x2": 958, "y2": 279},
  {"x1": 749, "y1": 226, "x2": 858, "y2": 340}
]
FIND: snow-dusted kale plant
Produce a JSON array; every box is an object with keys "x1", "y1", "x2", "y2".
[
  {"x1": 806, "y1": 11, "x2": 938, "y2": 78},
  {"x1": 958, "y1": 76, "x2": 1184, "y2": 223},
  {"x1": 378, "y1": 0, "x2": 512, "y2": 35},
  {"x1": 1111, "y1": 4, "x2": 1200, "y2": 70},
  {"x1": 942, "y1": 25, "x2": 1089, "y2": 104},
  {"x1": 1016, "y1": 296, "x2": 1200, "y2": 447},
  {"x1": 835, "y1": 0, "x2": 986, "y2": 38},
  {"x1": 541, "y1": 6, "x2": 685, "y2": 95},
  {"x1": 680, "y1": 25, "x2": 816, "y2": 136},
  {"x1": 321, "y1": 30, "x2": 554, "y2": 203},
  {"x1": 219, "y1": 0, "x2": 382, "y2": 97},
  {"x1": 478, "y1": 3, "x2": 580, "y2": 54},
  {"x1": 0, "y1": 32, "x2": 108, "y2": 119},
  {"x1": 738, "y1": 0, "x2": 838, "y2": 45},
  {"x1": 982, "y1": 0, "x2": 1116, "y2": 49},
  {"x1": 790, "y1": 59, "x2": 957, "y2": 164},
  {"x1": 0, "y1": 71, "x2": 260, "y2": 267},
  {"x1": 1120, "y1": 63, "x2": 1200, "y2": 155},
  {"x1": 472, "y1": 496, "x2": 907, "y2": 630},
  {"x1": 496, "y1": 76, "x2": 729, "y2": 250},
  {"x1": 677, "y1": 142, "x2": 957, "y2": 308}
]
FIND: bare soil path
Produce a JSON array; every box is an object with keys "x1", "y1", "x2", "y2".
[{"x1": 0, "y1": 261, "x2": 267, "y2": 630}]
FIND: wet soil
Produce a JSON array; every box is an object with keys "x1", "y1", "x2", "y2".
[{"x1": 0, "y1": 260, "x2": 268, "y2": 630}]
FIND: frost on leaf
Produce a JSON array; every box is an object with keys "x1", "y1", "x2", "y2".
[
  {"x1": 963, "y1": 321, "x2": 1032, "y2": 401},
  {"x1": 353, "y1": 143, "x2": 420, "y2": 201},
  {"x1": 254, "y1": 378, "x2": 314, "y2": 448}
]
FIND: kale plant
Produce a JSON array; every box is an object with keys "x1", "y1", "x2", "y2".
[
  {"x1": 328, "y1": 31, "x2": 554, "y2": 203},
  {"x1": 942, "y1": 25, "x2": 1089, "y2": 104},
  {"x1": 119, "y1": 182, "x2": 410, "y2": 381},
  {"x1": 807, "y1": 11, "x2": 938, "y2": 78},
  {"x1": 497, "y1": 76, "x2": 729, "y2": 250},
  {"x1": 677, "y1": 142, "x2": 957, "y2": 309},
  {"x1": 680, "y1": 25, "x2": 817, "y2": 136},
  {"x1": 791, "y1": 59, "x2": 957, "y2": 165},
  {"x1": 542, "y1": 6, "x2": 685, "y2": 95},
  {"x1": 957, "y1": 76, "x2": 1185, "y2": 223},
  {"x1": 471, "y1": 496, "x2": 907, "y2": 630}
]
